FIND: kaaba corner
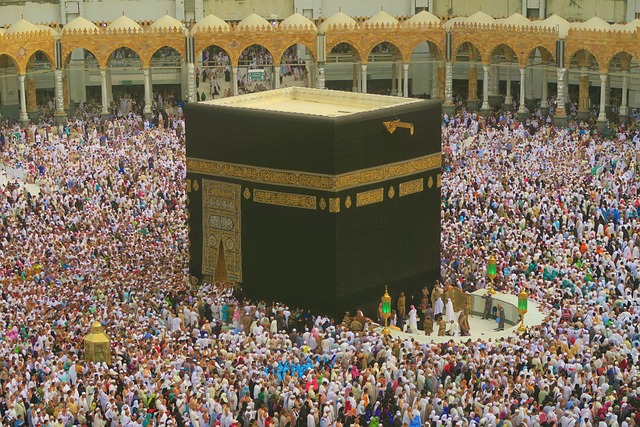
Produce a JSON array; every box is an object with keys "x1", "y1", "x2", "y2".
[{"x1": 185, "y1": 87, "x2": 441, "y2": 317}]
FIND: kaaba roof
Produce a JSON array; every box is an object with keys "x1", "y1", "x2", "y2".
[{"x1": 200, "y1": 87, "x2": 424, "y2": 118}]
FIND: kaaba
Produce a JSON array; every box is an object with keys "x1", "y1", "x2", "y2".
[{"x1": 185, "y1": 88, "x2": 441, "y2": 317}]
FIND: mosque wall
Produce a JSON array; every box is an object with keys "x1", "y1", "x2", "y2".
[
  {"x1": 0, "y1": 2, "x2": 60, "y2": 26},
  {"x1": 205, "y1": 0, "x2": 293, "y2": 22},
  {"x1": 546, "y1": 0, "x2": 627, "y2": 23},
  {"x1": 82, "y1": 0, "x2": 179, "y2": 23}
]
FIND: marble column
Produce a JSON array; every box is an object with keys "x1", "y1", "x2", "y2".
[
  {"x1": 481, "y1": 64, "x2": 490, "y2": 110},
  {"x1": 317, "y1": 63, "x2": 325, "y2": 89},
  {"x1": 555, "y1": 68, "x2": 567, "y2": 117},
  {"x1": 100, "y1": 69, "x2": 109, "y2": 116},
  {"x1": 232, "y1": 67, "x2": 239, "y2": 96},
  {"x1": 518, "y1": 67, "x2": 526, "y2": 114},
  {"x1": 143, "y1": 68, "x2": 152, "y2": 116},
  {"x1": 598, "y1": 73, "x2": 607, "y2": 122},
  {"x1": 361, "y1": 64, "x2": 368, "y2": 94},
  {"x1": 444, "y1": 60, "x2": 453, "y2": 104},
  {"x1": 187, "y1": 62, "x2": 196, "y2": 102},
  {"x1": 403, "y1": 63, "x2": 409, "y2": 98},
  {"x1": 18, "y1": 74, "x2": 28, "y2": 123},
  {"x1": 274, "y1": 65, "x2": 281, "y2": 89},
  {"x1": 54, "y1": 69, "x2": 66, "y2": 123},
  {"x1": 620, "y1": 70, "x2": 629, "y2": 117}
]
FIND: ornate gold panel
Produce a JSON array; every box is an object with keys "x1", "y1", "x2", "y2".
[
  {"x1": 186, "y1": 153, "x2": 441, "y2": 192},
  {"x1": 329, "y1": 198, "x2": 341, "y2": 213},
  {"x1": 202, "y1": 180, "x2": 242, "y2": 281},
  {"x1": 399, "y1": 178, "x2": 424, "y2": 197},
  {"x1": 356, "y1": 188, "x2": 384, "y2": 207},
  {"x1": 253, "y1": 189, "x2": 316, "y2": 210}
]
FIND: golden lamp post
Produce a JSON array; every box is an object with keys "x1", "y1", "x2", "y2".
[
  {"x1": 517, "y1": 288, "x2": 529, "y2": 333},
  {"x1": 486, "y1": 255, "x2": 497, "y2": 295},
  {"x1": 381, "y1": 286, "x2": 392, "y2": 335}
]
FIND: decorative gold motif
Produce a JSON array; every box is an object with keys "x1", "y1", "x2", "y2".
[
  {"x1": 383, "y1": 119, "x2": 415, "y2": 135},
  {"x1": 319, "y1": 198, "x2": 327, "y2": 210},
  {"x1": 345, "y1": 196, "x2": 352, "y2": 209},
  {"x1": 356, "y1": 188, "x2": 384, "y2": 207},
  {"x1": 399, "y1": 178, "x2": 424, "y2": 197},
  {"x1": 428, "y1": 176, "x2": 434, "y2": 188},
  {"x1": 388, "y1": 186, "x2": 395, "y2": 198},
  {"x1": 243, "y1": 188, "x2": 251, "y2": 200},
  {"x1": 187, "y1": 153, "x2": 441, "y2": 191},
  {"x1": 186, "y1": 179, "x2": 192, "y2": 193},
  {"x1": 329, "y1": 198, "x2": 340, "y2": 213},
  {"x1": 192, "y1": 180, "x2": 200, "y2": 191},
  {"x1": 253, "y1": 189, "x2": 317, "y2": 210},
  {"x1": 202, "y1": 180, "x2": 242, "y2": 281},
  {"x1": 437, "y1": 174, "x2": 442, "y2": 188}
]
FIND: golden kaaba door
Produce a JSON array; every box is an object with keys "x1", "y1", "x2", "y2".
[{"x1": 202, "y1": 180, "x2": 242, "y2": 281}]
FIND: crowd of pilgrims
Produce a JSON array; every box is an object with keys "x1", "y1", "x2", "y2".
[{"x1": 1, "y1": 102, "x2": 640, "y2": 427}]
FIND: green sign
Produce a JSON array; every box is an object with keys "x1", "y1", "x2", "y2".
[
  {"x1": 121, "y1": 80, "x2": 133, "y2": 86},
  {"x1": 248, "y1": 69, "x2": 265, "y2": 82}
]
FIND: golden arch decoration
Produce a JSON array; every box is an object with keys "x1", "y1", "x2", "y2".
[
  {"x1": 406, "y1": 39, "x2": 444, "y2": 62},
  {"x1": 487, "y1": 43, "x2": 520, "y2": 66},
  {"x1": 565, "y1": 47, "x2": 601, "y2": 73},
  {"x1": 362, "y1": 40, "x2": 404, "y2": 63},
  {"x1": 140, "y1": 43, "x2": 186, "y2": 69},
  {"x1": 523, "y1": 46, "x2": 556, "y2": 68},
  {"x1": 326, "y1": 40, "x2": 363, "y2": 63},
  {"x1": 0, "y1": 52, "x2": 22, "y2": 70},
  {"x1": 274, "y1": 41, "x2": 317, "y2": 65},
  {"x1": 237, "y1": 43, "x2": 276, "y2": 67},
  {"x1": 26, "y1": 49, "x2": 55, "y2": 70},
  {"x1": 604, "y1": 51, "x2": 639, "y2": 73},
  {"x1": 452, "y1": 40, "x2": 486, "y2": 64},
  {"x1": 62, "y1": 47, "x2": 100, "y2": 69}
]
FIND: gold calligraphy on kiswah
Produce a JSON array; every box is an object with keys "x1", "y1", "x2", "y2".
[
  {"x1": 253, "y1": 189, "x2": 317, "y2": 210},
  {"x1": 187, "y1": 153, "x2": 441, "y2": 192},
  {"x1": 399, "y1": 178, "x2": 424, "y2": 197},
  {"x1": 356, "y1": 188, "x2": 384, "y2": 207}
]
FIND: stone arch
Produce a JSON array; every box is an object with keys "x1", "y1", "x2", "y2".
[
  {"x1": 566, "y1": 48, "x2": 601, "y2": 73},
  {"x1": 274, "y1": 41, "x2": 317, "y2": 65},
  {"x1": 604, "y1": 50, "x2": 636, "y2": 73},
  {"x1": 489, "y1": 44, "x2": 519, "y2": 66},
  {"x1": 452, "y1": 40, "x2": 485, "y2": 64},
  {"x1": 452, "y1": 40, "x2": 484, "y2": 64},
  {"x1": 0, "y1": 52, "x2": 22, "y2": 72},
  {"x1": 200, "y1": 44, "x2": 232, "y2": 66},
  {"x1": 407, "y1": 39, "x2": 443, "y2": 62},
  {"x1": 523, "y1": 46, "x2": 555, "y2": 68},
  {"x1": 407, "y1": 40, "x2": 444, "y2": 98},
  {"x1": 237, "y1": 43, "x2": 275, "y2": 67},
  {"x1": 25, "y1": 49, "x2": 55, "y2": 70},
  {"x1": 102, "y1": 45, "x2": 143, "y2": 70},
  {"x1": 62, "y1": 47, "x2": 100, "y2": 68},
  {"x1": 326, "y1": 41, "x2": 363, "y2": 63},
  {"x1": 149, "y1": 45, "x2": 184, "y2": 67},
  {"x1": 365, "y1": 40, "x2": 403, "y2": 62},
  {"x1": 277, "y1": 44, "x2": 315, "y2": 88}
]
